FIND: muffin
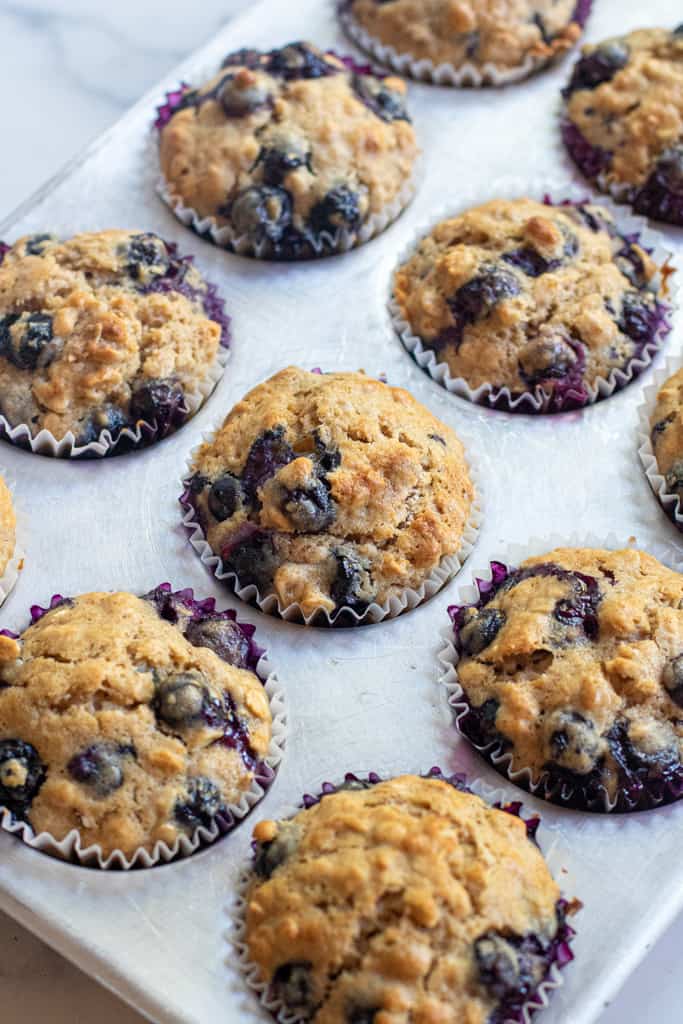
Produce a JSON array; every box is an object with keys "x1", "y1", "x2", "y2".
[
  {"x1": 0, "y1": 231, "x2": 229, "y2": 453},
  {"x1": 157, "y1": 42, "x2": 418, "y2": 260},
  {"x1": 649, "y1": 367, "x2": 683, "y2": 519},
  {"x1": 562, "y1": 27, "x2": 683, "y2": 226},
  {"x1": 0, "y1": 586, "x2": 273, "y2": 861},
  {"x1": 448, "y1": 547, "x2": 683, "y2": 811},
  {"x1": 393, "y1": 197, "x2": 671, "y2": 412},
  {"x1": 183, "y1": 367, "x2": 475, "y2": 623},
  {"x1": 340, "y1": 0, "x2": 591, "y2": 83},
  {"x1": 243, "y1": 773, "x2": 574, "y2": 1024},
  {"x1": 0, "y1": 475, "x2": 16, "y2": 583}
]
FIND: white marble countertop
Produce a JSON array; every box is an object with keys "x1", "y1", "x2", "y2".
[{"x1": 0, "y1": 1, "x2": 679, "y2": 1021}]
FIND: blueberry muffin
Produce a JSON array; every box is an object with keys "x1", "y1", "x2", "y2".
[
  {"x1": 341, "y1": 0, "x2": 590, "y2": 79},
  {"x1": 449, "y1": 548, "x2": 683, "y2": 811},
  {"x1": 0, "y1": 231, "x2": 229, "y2": 450},
  {"x1": 0, "y1": 476, "x2": 16, "y2": 582},
  {"x1": 245, "y1": 773, "x2": 573, "y2": 1023},
  {"x1": 650, "y1": 367, "x2": 683, "y2": 516},
  {"x1": 184, "y1": 367, "x2": 475, "y2": 622},
  {"x1": 563, "y1": 27, "x2": 683, "y2": 226},
  {"x1": 158, "y1": 43, "x2": 418, "y2": 260},
  {"x1": 0, "y1": 587, "x2": 272, "y2": 859},
  {"x1": 393, "y1": 198, "x2": 669, "y2": 412}
]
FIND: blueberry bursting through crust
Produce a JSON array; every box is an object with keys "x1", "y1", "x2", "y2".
[
  {"x1": 0, "y1": 586, "x2": 271, "y2": 859},
  {"x1": 246, "y1": 772, "x2": 578, "y2": 1024},
  {"x1": 156, "y1": 42, "x2": 416, "y2": 260},
  {"x1": 448, "y1": 556, "x2": 683, "y2": 812}
]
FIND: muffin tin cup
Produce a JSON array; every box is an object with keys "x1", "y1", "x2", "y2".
[
  {"x1": 337, "y1": 0, "x2": 593, "y2": 88},
  {"x1": 438, "y1": 533, "x2": 683, "y2": 814},
  {"x1": 229, "y1": 768, "x2": 577, "y2": 1024},
  {"x1": 637, "y1": 354, "x2": 683, "y2": 533},
  {"x1": 389, "y1": 178, "x2": 678, "y2": 414},
  {"x1": 179, "y1": 432, "x2": 483, "y2": 626},
  {"x1": 0, "y1": 587, "x2": 287, "y2": 869},
  {"x1": 0, "y1": 470, "x2": 24, "y2": 608},
  {"x1": 152, "y1": 70, "x2": 421, "y2": 261}
]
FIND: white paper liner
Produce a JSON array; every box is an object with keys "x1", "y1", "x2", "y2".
[
  {"x1": 228, "y1": 770, "x2": 576, "y2": 1024},
  {"x1": 0, "y1": 470, "x2": 24, "y2": 608},
  {"x1": 388, "y1": 177, "x2": 678, "y2": 413},
  {"x1": 0, "y1": 343, "x2": 231, "y2": 458},
  {"x1": 437, "y1": 531, "x2": 683, "y2": 814},
  {"x1": 180, "y1": 418, "x2": 483, "y2": 626},
  {"x1": 152, "y1": 64, "x2": 421, "y2": 260},
  {"x1": 637, "y1": 354, "x2": 683, "y2": 533},
  {"x1": 0, "y1": 623, "x2": 287, "y2": 870},
  {"x1": 337, "y1": 1, "x2": 590, "y2": 87}
]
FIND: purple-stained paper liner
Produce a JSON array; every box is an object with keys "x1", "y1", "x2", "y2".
[
  {"x1": 230, "y1": 768, "x2": 578, "y2": 1024},
  {"x1": 0, "y1": 238, "x2": 231, "y2": 459},
  {"x1": 153, "y1": 50, "x2": 420, "y2": 261},
  {"x1": 337, "y1": 0, "x2": 593, "y2": 88},
  {"x1": 638, "y1": 355, "x2": 683, "y2": 533},
  {"x1": 178, "y1": 414, "x2": 483, "y2": 627},
  {"x1": 0, "y1": 585, "x2": 287, "y2": 869},
  {"x1": 439, "y1": 540, "x2": 683, "y2": 813},
  {"x1": 390, "y1": 179, "x2": 677, "y2": 415}
]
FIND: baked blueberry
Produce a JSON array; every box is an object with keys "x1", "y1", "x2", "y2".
[
  {"x1": 174, "y1": 775, "x2": 226, "y2": 830},
  {"x1": 253, "y1": 820, "x2": 301, "y2": 879},
  {"x1": 458, "y1": 607, "x2": 506, "y2": 656},
  {"x1": 282, "y1": 478, "x2": 335, "y2": 532},
  {"x1": 24, "y1": 233, "x2": 56, "y2": 256},
  {"x1": 128, "y1": 378, "x2": 186, "y2": 430},
  {"x1": 331, "y1": 552, "x2": 370, "y2": 612},
  {"x1": 271, "y1": 962, "x2": 315, "y2": 1011},
  {"x1": 546, "y1": 711, "x2": 602, "y2": 775},
  {"x1": 352, "y1": 73, "x2": 409, "y2": 122},
  {"x1": 662, "y1": 656, "x2": 683, "y2": 708},
  {"x1": 475, "y1": 931, "x2": 547, "y2": 1002},
  {"x1": 0, "y1": 739, "x2": 46, "y2": 819},
  {"x1": 518, "y1": 334, "x2": 579, "y2": 386},
  {"x1": 267, "y1": 43, "x2": 334, "y2": 80},
  {"x1": 185, "y1": 615, "x2": 251, "y2": 668},
  {"x1": 565, "y1": 40, "x2": 629, "y2": 94},
  {"x1": 229, "y1": 186, "x2": 293, "y2": 246},
  {"x1": 218, "y1": 73, "x2": 272, "y2": 116},
  {"x1": 67, "y1": 743, "x2": 135, "y2": 798},
  {"x1": 125, "y1": 233, "x2": 170, "y2": 282},
  {"x1": 0, "y1": 312, "x2": 55, "y2": 371},
  {"x1": 309, "y1": 186, "x2": 364, "y2": 238},
  {"x1": 254, "y1": 136, "x2": 312, "y2": 185},
  {"x1": 241, "y1": 427, "x2": 295, "y2": 502},
  {"x1": 154, "y1": 672, "x2": 215, "y2": 728},
  {"x1": 208, "y1": 473, "x2": 242, "y2": 522}
]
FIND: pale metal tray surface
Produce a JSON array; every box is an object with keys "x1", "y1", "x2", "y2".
[{"x1": 0, "y1": 1, "x2": 681, "y2": 1022}]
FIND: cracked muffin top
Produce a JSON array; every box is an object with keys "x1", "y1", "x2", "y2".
[
  {"x1": 450, "y1": 548, "x2": 683, "y2": 811},
  {"x1": 343, "y1": 0, "x2": 587, "y2": 74},
  {"x1": 158, "y1": 42, "x2": 418, "y2": 260},
  {"x1": 0, "y1": 588, "x2": 271, "y2": 858},
  {"x1": 393, "y1": 198, "x2": 667, "y2": 411},
  {"x1": 185, "y1": 367, "x2": 475, "y2": 622},
  {"x1": 563, "y1": 27, "x2": 683, "y2": 225},
  {"x1": 245, "y1": 774, "x2": 567, "y2": 1024},
  {"x1": 650, "y1": 367, "x2": 683, "y2": 510},
  {"x1": 0, "y1": 476, "x2": 16, "y2": 581},
  {"x1": 0, "y1": 230, "x2": 227, "y2": 447}
]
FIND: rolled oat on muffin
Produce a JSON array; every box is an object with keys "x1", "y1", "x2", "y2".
[
  {"x1": 157, "y1": 42, "x2": 418, "y2": 259},
  {"x1": 184, "y1": 367, "x2": 475, "y2": 623}
]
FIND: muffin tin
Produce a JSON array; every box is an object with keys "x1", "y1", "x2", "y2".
[{"x1": 0, "y1": 1, "x2": 681, "y2": 1023}]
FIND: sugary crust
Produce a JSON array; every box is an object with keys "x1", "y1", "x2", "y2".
[
  {"x1": 0, "y1": 592, "x2": 271, "y2": 857},
  {"x1": 394, "y1": 198, "x2": 661, "y2": 398},
  {"x1": 0, "y1": 231, "x2": 221, "y2": 441},
  {"x1": 189, "y1": 367, "x2": 474, "y2": 617},
  {"x1": 0, "y1": 476, "x2": 16, "y2": 580},
  {"x1": 348, "y1": 0, "x2": 583, "y2": 71},
  {"x1": 455, "y1": 548, "x2": 683, "y2": 802},
  {"x1": 245, "y1": 775, "x2": 560, "y2": 1024},
  {"x1": 565, "y1": 28, "x2": 683, "y2": 191},
  {"x1": 650, "y1": 367, "x2": 683, "y2": 499},
  {"x1": 158, "y1": 45, "x2": 417, "y2": 255}
]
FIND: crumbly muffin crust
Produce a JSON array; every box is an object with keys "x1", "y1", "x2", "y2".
[
  {"x1": 0, "y1": 476, "x2": 16, "y2": 580},
  {"x1": 450, "y1": 548, "x2": 683, "y2": 810},
  {"x1": 345, "y1": 0, "x2": 586, "y2": 73},
  {"x1": 650, "y1": 367, "x2": 683, "y2": 510},
  {"x1": 0, "y1": 590, "x2": 271, "y2": 857},
  {"x1": 158, "y1": 43, "x2": 418, "y2": 259},
  {"x1": 186, "y1": 367, "x2": 474, "y2": 620},
  {"x1": 394, "y1": 198, "x2": 666, "y2": 410},
  {"x1": 563, "y1": 27, "x2": 683, "y2": 225},
  {"x1": 0, "y1": 230, "x2": 226, "y2": 445},
  {"x1": 245, "y1": 774, "x2": 564, "y2": 1024}
]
